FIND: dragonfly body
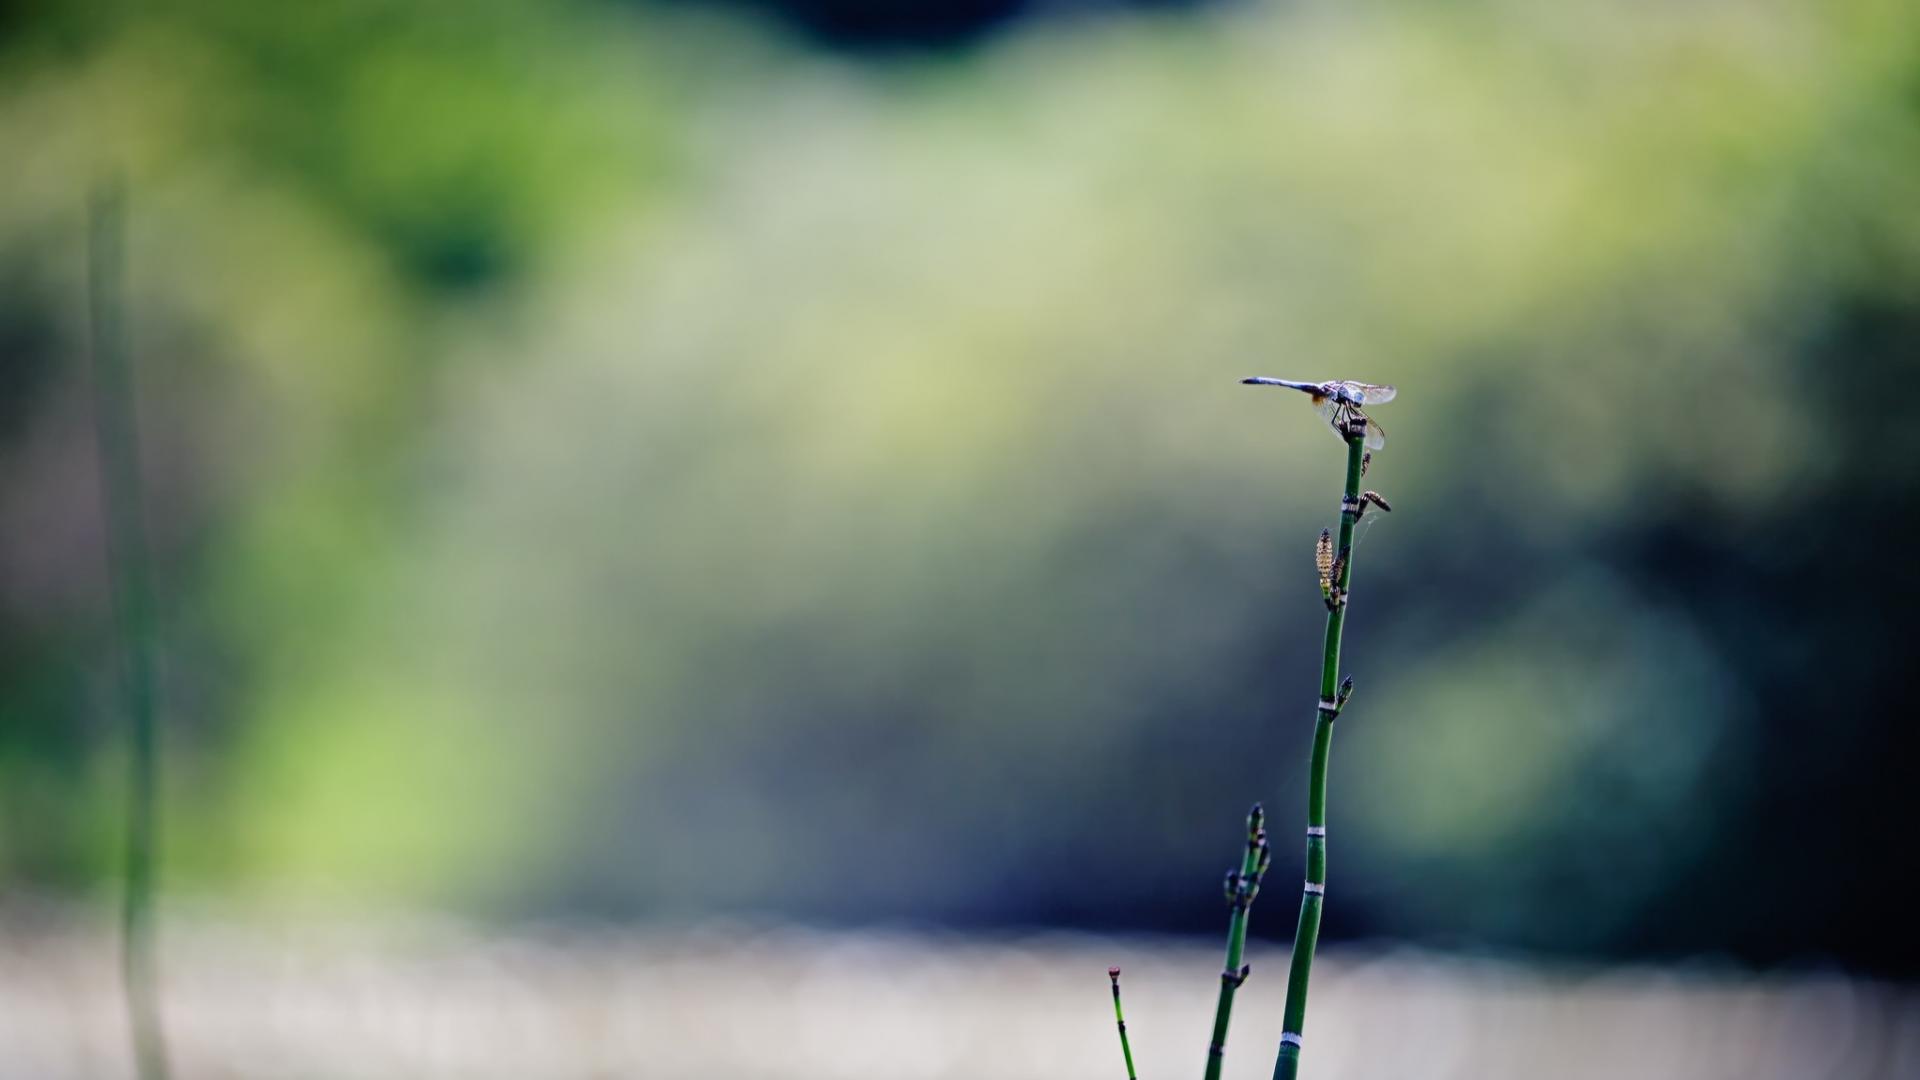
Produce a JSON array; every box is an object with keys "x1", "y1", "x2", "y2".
[{"x1": 1242, "y1": 377, "x2": 1396, "y2": 450}]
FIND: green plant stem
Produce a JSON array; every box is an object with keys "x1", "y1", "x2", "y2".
[
  {"x1": 1204, "y1": 803, "x2": 1268, "y2": 1079},
  {"x1": 1272, "y1": 429, "x2": 1365, "y2": 1080},
  {"x1": 1108, "y1": 967, "x2": 1138, "y2": 1080},
  {"x1": 88, "y1": 177, "x2": 170, "y2": 1080}
]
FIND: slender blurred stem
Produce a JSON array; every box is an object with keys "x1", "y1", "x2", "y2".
[
  {"x1": 1271, "y1": 429, "x2": 1365, "y2": 1080},
  {"x1": 88, "y1": 177, "x2": 170, "y2": 1080},
  {"x1": 1108, "y1": 967, "x2": 1138, "y2": 1080},
  {"x1": 1204, "y1": 803, "x2": 1268, "y2": 1080}
]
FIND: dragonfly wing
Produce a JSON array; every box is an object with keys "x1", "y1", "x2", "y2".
[
  {"x1": 1360, "y1": 413, "x2": 1387, "y2": 450},
  {"x1": 1351, "y1": 382, "x2": 1397, "y2": 405},
  {"x1": 1315, "y1": 397, "x2": 1346, "y2": 441}
]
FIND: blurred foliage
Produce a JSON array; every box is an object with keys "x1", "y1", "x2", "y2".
[{"x1": 3, "y1": 0, "x2": 1919, "y2": 974}]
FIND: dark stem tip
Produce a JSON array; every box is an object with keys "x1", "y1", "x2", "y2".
[{"x1": 1108, "y1": 966, "x2": 1122, "y2": 979}]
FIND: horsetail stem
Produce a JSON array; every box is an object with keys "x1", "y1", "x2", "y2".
[
  {"x1": 1108, "y1": 967, "x2": 1139, "y2": 1080},
  {"x1": 88, "y1": 178, "x2": 170, "y2": 1080},
  {"x1": 1272, "y1": 420, "x2": 1369, "y2": 1080},
  {"x1": 1203, "y1": 803, "x2": 1270, "y2": 1080}
]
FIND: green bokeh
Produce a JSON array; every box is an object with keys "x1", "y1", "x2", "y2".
[{"x1": 3, "y1": 0, "x2": 1917, "y2": 964}]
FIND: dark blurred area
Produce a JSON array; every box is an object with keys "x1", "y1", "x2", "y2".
[
  {"x1": 4, "y1": 0, "x2": 1920, "y2": 1040},
  {"x1": 680, "y1": 1, "x2": 1207, "y2": 49},
  {"x1": 683, "y1": 0, "x2": 1032, "y2": 47}
]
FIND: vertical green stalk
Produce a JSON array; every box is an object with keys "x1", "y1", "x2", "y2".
[
  {"x1": 1271, "y1": 428, "x2": 1366, "y2": 1080},
  {"x1": 88, "y1": 177, "x2": 170, "y2": 1080},
  {"x1": 1107, "y1": 967, "x2": 1138, "y2": 1080},
  {"x1": 1203, "y1": 803, "x2": 1269, "y2": 1079}
]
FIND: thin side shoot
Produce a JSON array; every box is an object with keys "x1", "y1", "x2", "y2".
[
  {"x1": 1204, "y1": 803, "x2": 1270, "y2": 1079},
  {"x1": 1108, "y1": 967, "x2": 1139, "y2": 1080}
]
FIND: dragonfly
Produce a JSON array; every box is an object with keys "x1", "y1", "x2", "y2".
[{"x1": 1241, "y1": 377, "x2": 1396, "y2": 450}]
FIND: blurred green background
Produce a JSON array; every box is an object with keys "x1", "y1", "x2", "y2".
[{"x1": 4, "y1": 0, "x2": 1919, "y2": 986}]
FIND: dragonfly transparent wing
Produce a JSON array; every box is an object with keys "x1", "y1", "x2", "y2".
[
  {"x1": 1356, "y1": 413, "x2": 1387, "y2": 450},
  {"x1": 1314, "y1": 397, "x2": 1347, "y2": 442},
  {"x1": 1346, "y1": 382, "x2": 1397, "y2": 405}
]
